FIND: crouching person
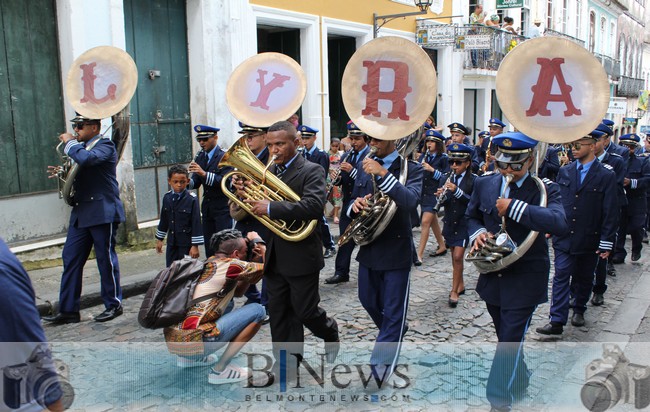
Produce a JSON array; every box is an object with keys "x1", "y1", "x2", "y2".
[{"x1": 164, "y1": 229, "x2": 267, "y2": 384}]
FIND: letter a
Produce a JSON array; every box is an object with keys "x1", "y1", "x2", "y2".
[
  {"x1": 361, "y1": 61, "x2": 412, "y2": 121},
  {"x1": 250, "y1": 70, "x2": 291, "y2": 111},
  {"x1": 525, "y1": 58, "x2": 581, "y2": 117},
  {"x1": 79, "y1": 62, "x2": 117, "y2": 104}
]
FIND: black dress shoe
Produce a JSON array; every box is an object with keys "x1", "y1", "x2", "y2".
[
  {"x1": 42, "y1": 312, "x2": 80, "y2": 325},
  {"x1": 429, "y1": 249, "x2": 448, "y2": 257},
  {"x1": 611, "y1": 256, "x2": 624, "y2": 264},
  {"x1": 325, "y1": 274, "x2": 349, "y2": 284},
  {"x1": 536, "y1": 322, "x2": 563, "y2": 335},
  {"x1": 591, "y1": 293, "x2": 604, "y2": 306},
  {"x1": 323, "y1": 248, "x2": 336, "y2": 258},
  {"x1": 571, "y1": 313, "x2": 585, "y2": 327},
  {"x1": 458, "y1": 289, "x2": 466, "y2": 295},
  {"x1": 94, "y1": 306, "x2": 123, "y2": 322},
  {"x1": 607, "y1": 265, "x2": 617, "y2": 277},
  {"x1": 414, "y1": 259, "x2": 423, "y2": 267},
  {"x1": 632, "y1": 251, "x2": 641, "y2": 262},
  {"x1": 448, "y1": 294, "x2": 458, "y2": 308}
]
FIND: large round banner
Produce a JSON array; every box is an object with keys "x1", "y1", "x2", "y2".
[
  {"x1": 342, "y1": 37, "x2": 437, "y2": 141},
  {"x1": 226, "y1": 53, "x2": 306, "y2": 128},
  {"x1": 496, "y1": 37, "x2": 609, "y2": 144},
  {"x1": 65, "y1": 46, "x2": 138, "y2": 120}
]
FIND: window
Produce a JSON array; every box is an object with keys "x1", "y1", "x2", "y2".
[
  {"x1": 562, "y1": 0, "x2": 568, "y2": 33},
  {"x1": 599, "y1": 17, "x2": 606, "y2": 54},
  {"x1": 610, "y1": 23, "x2": 616, "y2": 56},
  {"x1": 576, "y1": 0, "x2": 582, "y2": 38},
  {"x1": 589, "y1": 11, "x2": 595, "y2": 53},
  {"x1": 547, "y1": 0, "x2": 553, "y2": 29},
  {"x1": 520, "y1": 0, "x2": 530, "y2": 37}
]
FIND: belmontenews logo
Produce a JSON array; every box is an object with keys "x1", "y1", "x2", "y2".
[
  {"x1": 242, "y1": 350, "x2": 412, "y2": 397},
  {"x1": 581, "y1": 344, "x2": 650, "y2": 412},
  {"x1": 2, "y1": 344, "x2": 74, "y2": 410}
]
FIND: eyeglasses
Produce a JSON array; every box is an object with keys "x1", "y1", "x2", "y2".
[
  {"x1": 449, "y1": 159, "x2": 468, "y2": 165},
  {"x1": 72, "y1": 122, "x2": 86, "y2": 130},
  {"x1": 564, "y1": 141, "x2": 593, "y2": 151},
  {"x1": 496, "y1": 160, "x2": 526, "y2": 171},
  {"x1": 246, "y1": 132, "x2": 264, "y2": 139},
  {"x1": 196, "y1": 137, "x2": 210, "y2": 142}
]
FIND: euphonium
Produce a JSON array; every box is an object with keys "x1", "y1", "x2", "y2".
[{"x1": 219, "y1": 136, "x2": 318, "y2": 242}]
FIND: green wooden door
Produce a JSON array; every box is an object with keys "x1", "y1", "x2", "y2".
[
  {"x1": 0, "y1": 0, "x2": 64, "y2": 197},
  {"x1": 124, "y1": 0, "x2": 191, "y2": 221}
]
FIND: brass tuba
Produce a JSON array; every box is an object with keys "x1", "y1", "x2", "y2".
[
  {"x1": 338, "y1": 36, "x2": 437, "y2": 246},
  {"x1": 219, "y1": 136, "x2": 317, "y2": 242},
  {"x1": 465, "y1": 37, "x2": 609, "y2": 273},
  {"x1": 54, "y1": 46, "x2": 138, "y2": 205}
]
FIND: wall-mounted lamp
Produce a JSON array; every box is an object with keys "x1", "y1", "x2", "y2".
[{"x1": 373, "y1": 0, "x2": 433, "y2": 38}]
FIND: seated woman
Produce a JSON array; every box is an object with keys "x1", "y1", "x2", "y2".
[{"x1": 164, "y1": 229, "x2": 267, "y2": 384}]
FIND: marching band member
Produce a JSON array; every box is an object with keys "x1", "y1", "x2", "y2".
[
  {"x1": 326, "y1": 122, "x2": 370, "y2": 284},
  {"x1": 536, "y1": 130, "x2": 618, "y2": 335},
  {"x1": 447, "y1": 122, "x2": 481, "y2": 173},
  {"x1": 299, "y1": 125, "x2": 337, "y2": 259},
  {"x1": 613, "y1": 134, "x2": 650, "y2": 264},
  {"x1": 466, "y1": 132, "x2": 568, "y2": 412},
  {"x1": 416, "y1": 129, "x2": 449, "y2": 264},
  {"x1": 435, "y1": 143, "x2": 476, "y2": 307},
  {"x1": 188, "y1": 125, "x2": 233, "y2": 257},
  {"x1": 244, "y1": 121, "x2": 340, "y2": 373},
  {"x1": 348, "y1": 135, "x2": 423, "y2": 380},
  {"x1": 590, "y1": 131, "x2": 626, "y2": 306},
  {"x1": 479, "y1": 118, "x2": 505, "y2": 172}
]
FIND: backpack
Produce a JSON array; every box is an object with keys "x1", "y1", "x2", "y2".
[{"x1": 138, "y1": 256, "x2": 214, "y2": 329}]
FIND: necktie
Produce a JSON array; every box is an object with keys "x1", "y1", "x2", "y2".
[
  {"x1": 577, "y1": 164, "x2": 584, "y2": 185},
  {"x1": 276, "y1": 164, "x2": 287, "y2": 178},
  {"x1": 172, "y1": 193, "x2": 180, "y2": 202},
  {"x1": 349, "y1": 152, "x2": 358, "y2": 165},
  {"x1": 304, "y1": 151, "x2": 311, "y2": 161},
  {"x1": 375, "y1": 158, "x2": 384, "y2": 166}
]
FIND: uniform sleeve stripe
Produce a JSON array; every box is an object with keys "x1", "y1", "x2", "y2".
[
  {"x1": 191, "y1": 236, "x2": 204, "y2": 244},
  {"x1": 378, "y1": 173, "x2": 398, "y2": 192},
  {"x1": 454, "y1": 188, "x2": 464, "y2": 198},
  {"x1": 509, "y1": 199, "x2": 527, "y2": 222},
  {"x1": 469, "y1": 228, "x2": 487, "y2": 244},
  {"x1": 631, "y1": 179, "x2": 638, "y2": 189},
  {"x1": 206, "y1": 172, "x2": 215, "y2": 186},
  {"x1": 598, "y1": 241, "x2": 613, "y2": 250},
  {"x1": 350, "y1": 168, "x2": 357, "y2": 179},
  {"x1": 155, "y1": 230, "x2": 166, "y2": 239},
  {"x1": 64, "y1": 140, "x2": 80, "y2": 154},
  {"x1": 434, "y1": 170, "x2": 441, "y2": 180}
]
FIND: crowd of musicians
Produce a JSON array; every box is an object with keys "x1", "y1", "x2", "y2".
[{"x1": 39, "y1": 110, "x2": 649, "y2": 411}]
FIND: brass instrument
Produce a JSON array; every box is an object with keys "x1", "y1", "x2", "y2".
[
  {"x1": 326, "y1": 149, "x2": 352, "y2": 199},
  {"x1": 338, "y1": 36, "x2": 437, "y2": 246},
  {"x1": 54, "y1": 46, "x2": 137, "y2": 205},
  {"x1": 481, "y1": 139, "x2": 493, "y2": 173},
  {"x1": 432, "y1": 175, "x2": 452, "y2": 214},
  {"x1": 557, "y1": 145, "x2": 570, "y2": 166},
  {"x1": 219, "y1": 136, "x2": 318, "y2": 242}
]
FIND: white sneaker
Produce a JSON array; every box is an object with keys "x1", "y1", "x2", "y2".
[
  {"x1": 176, "y1": 354, "x2": 218, "y2": 368},
  {"x1": 208, "y1": 365, "x2": 250, "y2": 384}
]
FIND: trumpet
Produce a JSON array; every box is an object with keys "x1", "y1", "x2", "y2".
[
  {"x1": 432, "y1": 176, "x2": 452, "y2": 214},
  {"x1": 557, "y1": 145, "x2": 570, "y2": 166}
]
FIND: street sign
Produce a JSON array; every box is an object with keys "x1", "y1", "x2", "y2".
[
  {"x1": 622, "y1": 117, "x2": 638, "y2": 126},
  {"x1": 607, "y1": 98, "x2": 627, "y2": 115},
  {"x1": 497, "y1": 0, "x2": 524, "y2": 9},
  {"x1": 457, "y1": 34, "x2": 492, "y2": 50}
]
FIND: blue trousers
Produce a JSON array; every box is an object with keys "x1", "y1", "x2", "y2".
[
  {"x1": 334, "y1": 214, "x2": 355, "y2": 278},
  {"x1": 551, "y1": 249, "x2": 598, "y2": 324},
  {"x1": 60, "y1": 222, "x2": 122, "y2": 312},
  {"x1": 321, "y1": 215, "x2": 335, "y2": 249},
  {"x1": 485, "y1": 304, "x2": 535, "y2": 411},
  {"x1": 358, "y1": 264, "x2": 410, "y2": 374}
]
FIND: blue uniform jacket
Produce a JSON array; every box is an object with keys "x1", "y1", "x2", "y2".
[
  {"x1": 607, "y1": 141, "x2": 630, "y2": 162},
  {"x1": 338, "y1": 146, "x2": 370, "y2": 212},
  {"x1": 65, "y1": 137, "x2": 125, "y2": 228},
  {"x1": 155, "y1": 190, "x2": 203, "y2": 247},
  {"x1": 624, "y1": 154, "x2": 650, "y2": 216},
  {"x1": 350, "y1": 157, "x2": 423, "y2": 270},
  {"x1": 418, "y1": 152, "x2": 449, "y2": 207},
  {"x1": 466, "y1": 173, "x2": 568, "y2": 309},
  {"x1": 601, "y1": 152, "x2": 627, "y2": 207},
  {"x1": 440, "y1": 172, "x2": 476, "y2": 243},
  {"x1": 189, "y1": 146, "x2": 232, "y2": 216},
  {"x1": 552, "y1": 160, "x2": 618, "y2": 254},
  {"x1": 305, "y1": 146, "x2": 330, "y2": 175},
  {"x1": 539, "y1": 146, "x2": 561, "y2": 181}
]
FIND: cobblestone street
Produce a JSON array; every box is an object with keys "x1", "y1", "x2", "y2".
[{"x1": 38, "y1": 229, "x2": 650, "y2": 411}]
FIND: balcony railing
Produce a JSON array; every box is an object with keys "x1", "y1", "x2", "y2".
[
  {"x1": 543, "y1": 29, "x2": 586, "y2": 47},
  {"x1": 455, "y1": 25, "x2": 526, "y2": 70},
  {"x1": 618, "y1": 75, "x2": 645, "y2": 98},
  {"x1": 594, "y1": 53, "x2": 621, "y2": 79}
]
